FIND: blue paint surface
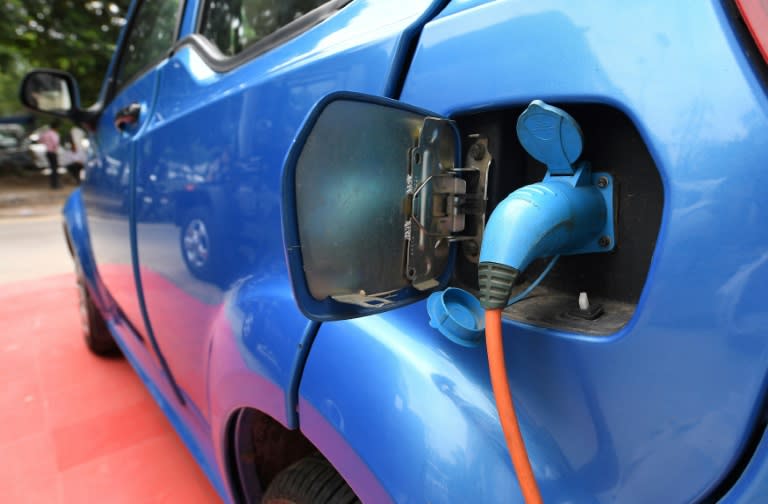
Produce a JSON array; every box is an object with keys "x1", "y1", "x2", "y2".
[
  {"x1": 299, "y1": 1, "x2": 768, "y2": 503},
  {"x1": 60, "y1": 0, "x2": 768, "y2": 502},
  {"x1": 308, "y1": 1, "x2": 768, "y2": 502},
  {"x1": 73, "y1": 0, "x2": 452, "y2": 501}
]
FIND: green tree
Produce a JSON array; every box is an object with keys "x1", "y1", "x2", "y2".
[{"x1": 0, "y1": 0, "x2": 131, "y2": 115}]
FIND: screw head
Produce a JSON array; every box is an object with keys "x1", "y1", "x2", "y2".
[
  {"x1": 598, "y1": 235, "x2": 611, "y2": 248},
  {"x1": 597, "y1": 176, "x2": 609, "y2": 188}
]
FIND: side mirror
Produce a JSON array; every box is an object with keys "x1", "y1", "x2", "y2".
[{"x1": 20, "y1": 70, "x2": 82, "y2": 119}]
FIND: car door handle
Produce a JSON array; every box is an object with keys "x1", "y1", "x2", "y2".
[{"x1": 114, "y1": 103, "x2": 141, "y2": 131}]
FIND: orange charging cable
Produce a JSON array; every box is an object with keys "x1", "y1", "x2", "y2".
[{"x1": 485, "y1": 308, "x2": 543, "y2": 504}]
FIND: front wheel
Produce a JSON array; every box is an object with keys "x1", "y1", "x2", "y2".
[
  {"x1": 76, "y1": 264, "x2": 121, "y2": 357},
  {"x1": 262, "y1": 456, "x2": 360, "y2": 504}
]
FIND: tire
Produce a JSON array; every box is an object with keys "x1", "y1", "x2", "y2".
[
  {"x1": 76, "y1": 264, "x2": 121, "y2": 357},
  {"x1": 262, "y1": 456, "x2": 360, "y2": 504}
]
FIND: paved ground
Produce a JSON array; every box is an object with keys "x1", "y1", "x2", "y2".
[
  {"x1": 0, "y1": 173, "x2": 72, "y2": 220},
  {"x1": 0, "y1": 175, "x2": 220, "y2": 503},
  {"x1": 0, "y1": 174, "x2": 78, "y2": 283},
  {"x1": 0, "y1": 216, "x2": 73, "y2": 283}
]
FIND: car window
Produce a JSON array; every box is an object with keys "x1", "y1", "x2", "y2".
[
  {"x1": 200, "y1": 0, "x2": 330, "y2": 57},
  {"x1": 115, "y1": 0, "x2": 181, "y2": 91}
]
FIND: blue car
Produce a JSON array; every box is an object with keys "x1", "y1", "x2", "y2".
[{"x1": 20, "y1": 0, "x2": 768, "y2": 502}]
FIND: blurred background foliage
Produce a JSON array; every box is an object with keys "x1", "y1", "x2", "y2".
[{"x1": 0, "y1": 0, "x2": 131, "y2": 116}]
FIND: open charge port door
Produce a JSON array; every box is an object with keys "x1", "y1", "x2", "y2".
[{"x1": 281, "y1": 94, "x2": 490, "y2": 321}]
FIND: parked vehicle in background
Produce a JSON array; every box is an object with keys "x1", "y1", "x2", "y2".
[
  {"x1": 0, "y1": 124, "x2": 40, "y2": 172},
  {"x1": 60, "y1": 127, "x2": 87, "y2": 182},
  {"x1": 0, "y1": 124, "x2": 24, "y2": 149},
  {"x1": 19, "y1": 0, "x2": 768, "y2": 502},
  {"x1": 25, "y1": 135, "x2": 49, "y2": 170}
]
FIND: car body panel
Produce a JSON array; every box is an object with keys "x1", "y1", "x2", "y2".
[
  {"x1": 54, "y1": 0, "x2": 768, "y2": 502},
  {"x1": 62, "y1": 188, "x2": 229, "y2": 500},
  {"x1": 107, "y1": 308, "x2": 229, "y2": 500},
  {"x1": 70, "y1": 0, "x2": 453, "y2": 501},
  {"x1": 299, "y1": 303, "x2": 517, "y2": 503},
  {"x1": 83, "y1": 66, "x2": 161, "y2": 343},
  {"x1": 303, "y1": 1, "x2": 768, "y2": 502},
  {"x1": 721, "y1": 425, "x2": 768, "y2": 503},
  {"x1": 132, "y1": 0, "x2": 450, "y2": 426},
  {"x1": 63, "y1": 189, "x2": 106, "y2": 307}
]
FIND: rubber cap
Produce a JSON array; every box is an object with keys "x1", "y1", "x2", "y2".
[
  {"x1": 517, "y1": 100, "x2": 584, "y2": 176},
  {"x1": 427, "y1": 288, "x2": 485, "y2": 347}
]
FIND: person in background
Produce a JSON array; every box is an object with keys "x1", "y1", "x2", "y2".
[
  {"x1": 39, "y1": 121, "x2": 60, "y2": 189},
  {"x1": 66, "y1": 126, "x2": 86, "y2": 184}
]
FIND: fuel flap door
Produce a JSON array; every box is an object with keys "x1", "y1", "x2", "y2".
[{"x1": 282, "y1": 93, "x2": 489, "y2": 321}]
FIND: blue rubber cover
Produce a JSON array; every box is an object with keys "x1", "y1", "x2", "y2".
[
  {"x1": 516, "y1": 99, "x2": 584, "y2": 176},
  {"x1": 427, "y1": 287, "x2": 485, "y2": 347}
]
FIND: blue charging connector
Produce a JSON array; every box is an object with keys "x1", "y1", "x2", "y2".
[
  {"x1": 477, "y1": 100, "x2": 614, "y2": 309},
  {"x1": 428, "y1": 100, "x2": 615, "y2": 341}
]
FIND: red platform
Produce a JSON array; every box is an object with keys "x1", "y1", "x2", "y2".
[{"x1": 0, "y1": 273, "x2": 220, "y2": 503}]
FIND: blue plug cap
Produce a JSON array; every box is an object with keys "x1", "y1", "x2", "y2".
[
  {"x1": 427, "y1": 288, "x2": 485, "y2": 347},
  {"x1": 517, "y1": 100, "x2": 584, "y2": 175}
]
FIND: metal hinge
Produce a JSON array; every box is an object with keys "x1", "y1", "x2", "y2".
[{"x1": 405, "y1": 118, "x2": 492, "y2": 290}]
